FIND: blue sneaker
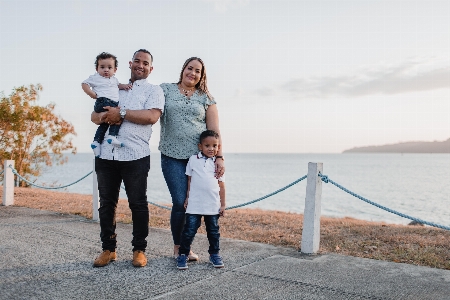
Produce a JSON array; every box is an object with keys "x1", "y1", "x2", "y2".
[
  {"x1": 209, "y1": 254, "x2": 224, "y2": 268},
  {"x1": 177, "y1": 254, "x2": 188, "y2": 270}
]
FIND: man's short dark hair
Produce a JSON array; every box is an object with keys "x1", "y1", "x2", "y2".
[
  {"x1": 95, "y1": 52, "x2": 118, "y2": 68},
  {"x1": 133, "y1": 49, "x2": 153, "y2": 62},
  {"x1": 199, "y1": 130, "x2": 219, "y2": 143}
]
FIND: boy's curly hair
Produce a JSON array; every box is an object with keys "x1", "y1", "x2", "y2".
[{"x1": 199, "y1": 130, "x2": 220, "y2": 143}]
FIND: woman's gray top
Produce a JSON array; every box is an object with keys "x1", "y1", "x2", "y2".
[{"x1": 159, "y1": 83, "x2": 216, "y2": 159}]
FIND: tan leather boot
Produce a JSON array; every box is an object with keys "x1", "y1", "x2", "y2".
[
  {"x1": 93, "y1": 250, "x2": 117, "y2": 267},
  {"x1": 132, "y1": 250, "x2": 147, "y2": 267}
]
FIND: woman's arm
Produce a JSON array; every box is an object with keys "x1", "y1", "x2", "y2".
[
  {"x1": 206, "y1": 104, "x2": 225, "y2": 178},
  {"x1": 218, "y1": 181, "x2": 226, "y2": 217}
]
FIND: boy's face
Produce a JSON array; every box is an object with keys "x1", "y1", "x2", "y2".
[
  {"x1": 198, "y1": 136, "x2": 220, "y2": 158},
  {"x1": 96, "y1": 58, "x2": 117, "y2": 78}
]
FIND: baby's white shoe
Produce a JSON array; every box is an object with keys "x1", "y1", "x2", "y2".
[
  {"x1": 91, "y1": 141, "x2": 101, "y2": 157},
  {"x1": 106, "y1": 136, "x2": 124, "y2": 147}
]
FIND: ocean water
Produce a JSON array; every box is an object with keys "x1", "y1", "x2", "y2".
[{"x1": 32, "y1": 153, "x2": 450, "y2": 226}]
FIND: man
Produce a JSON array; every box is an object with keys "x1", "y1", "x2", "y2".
[{"x1": 91, "y1": 49, "x2": 165, "y2": 268}]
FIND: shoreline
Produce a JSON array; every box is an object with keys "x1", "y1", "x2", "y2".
[{"x1": 2, "y1": 186, "x2": 449, "y2": 270}]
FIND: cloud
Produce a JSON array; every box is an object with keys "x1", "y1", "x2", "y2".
[
  {"x1": 201, "y1": 0, "x2": 250, "y2": 13},
  {"x1": 273, "y1": 58, "x2": 450, "y2": 99},
  {"x1": 255, "y1": 87, "x2": 273, "y2": 97}
]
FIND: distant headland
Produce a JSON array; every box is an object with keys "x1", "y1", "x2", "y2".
[{"x1": 343, "y1": 138, "x2": 450, "y2": 153}]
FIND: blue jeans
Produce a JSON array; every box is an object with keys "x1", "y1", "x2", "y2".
[
  {"x1": 93, "y1": 97, "x2": 120, "y2": 143},
  {"x1": 160, "y1": 153, "x2": 189, "y2": 245},
  {"x1": 95, "y1": 156, "x2": 150, "y2": 252},
  {"x1": 179, "y1": 214, "x2": 221, "y2": 255}
]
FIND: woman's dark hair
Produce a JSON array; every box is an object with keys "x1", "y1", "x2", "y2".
[
  {"x1": 178, "y1": 57, "x2": 213, "y2": 100},
  {"x1": 199, "y1": 130, "x2": 220, "y2": 143},
  {"x1": 95, "y1": 52, "x2": 118, "y2": 68}
]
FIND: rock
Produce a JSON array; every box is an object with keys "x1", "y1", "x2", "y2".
[{"x1": 408, "y1": 220, "x2": 424, "y2": 226}]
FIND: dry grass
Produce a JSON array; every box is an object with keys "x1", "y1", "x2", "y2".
[{"x1": 4, "y1": 187, "x2": 450, "y2": 270}]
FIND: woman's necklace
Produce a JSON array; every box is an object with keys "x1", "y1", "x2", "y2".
[{"x1": 180, "y1": 85, "x2": 194, "y2": 96}]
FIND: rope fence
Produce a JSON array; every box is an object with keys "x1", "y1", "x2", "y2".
[
  {"x1": 8, "y1": 165, "x2": 93, "y2": 190},
  {"x1": 318, "y1": 173, "x2": 450, "y2": 231},
  {"x1": 225, "y1": 175, "x2": 307, "y2": 210},
  {"x1": 120, "y1": 175, "x2": 307, "y2": 211},
  {"x1": 3, "y1": 163, "x2": 449, "y2": 232}
]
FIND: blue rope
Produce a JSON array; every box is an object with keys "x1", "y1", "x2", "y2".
[
  {"x1": 120, "y1": 176, "x2": 307, "y2": 211},
  {"x1": 0, "y1": 170, "x2": 3, "y2": 176},
  {"x1": 8, "y1": 165, "x2": 92, "y2": 190},
  {"x1": 318, "y1": 173, "x2": 450, "y2": 231},
  {"x1": 226, "y1": 175, "x2": 307, "y2": 210},
  {"x1": 120, "y1": 185, "x2": 173, "y2": 210}
]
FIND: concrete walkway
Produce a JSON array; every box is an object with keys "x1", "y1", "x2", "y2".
[{"x1": 0, "y1": 206, "x2": 449, "y2": 300}]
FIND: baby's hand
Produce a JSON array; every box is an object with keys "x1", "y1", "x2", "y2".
[
  {"x1": 119, "y1": 83, "x2": 132, "y2": 90},
  {"x1": 219, "y1": 206, "x2": 225, "y2": 217}
]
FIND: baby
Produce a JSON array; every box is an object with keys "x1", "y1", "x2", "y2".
[{"x1": 82, "y1": 52, "x2": 131, "y2": 157}]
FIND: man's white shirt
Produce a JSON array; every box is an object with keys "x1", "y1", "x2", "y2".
[{"x1": 99, "y1": 79, "x2": 165, "y2": 161}]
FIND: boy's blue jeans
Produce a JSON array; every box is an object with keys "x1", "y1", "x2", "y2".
[
  {"x1": 179, "y1": 214, "x2": 221, "y2": 255},
  {"x1": 93, "y1": 97, "x2": 120, "y2": 143}
]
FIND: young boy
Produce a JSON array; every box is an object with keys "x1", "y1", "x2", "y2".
[
  {"x1": 82, "y1": 52, "x2": 131, "y2": 157},
  {"x1": 177, "y1": 130, "x2": 226, "y2": 270}
]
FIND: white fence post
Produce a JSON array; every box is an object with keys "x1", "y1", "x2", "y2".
[
  {"x1": 2, "y1": 160, "x2": 15, "y2": 206},
  {"x1": 301, "y1": 162, "x2": 323, "y2": 254},
  {"x1": 92, "y1": 158, "x2": 99, "y2": 221}
]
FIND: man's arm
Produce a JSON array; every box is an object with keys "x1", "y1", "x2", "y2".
[
  {"x1": 91, "y1": 111, "x2": 105, "y2": 125},
  {"x1": 102, "y1": 106, "x2": 162, "y2": 125}
]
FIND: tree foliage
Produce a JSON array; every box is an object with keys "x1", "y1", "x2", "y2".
[{"x1": 0, "y1": 84, "x2": 77, "y2": 185}]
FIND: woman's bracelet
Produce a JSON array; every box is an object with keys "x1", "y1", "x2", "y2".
[{"x1": 216, "y1": 156, "x2": 224, "y2": 161}]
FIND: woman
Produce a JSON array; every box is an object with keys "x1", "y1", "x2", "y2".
[{"x1": 159, "y1": 57, "x2": 225, "y2": 260}]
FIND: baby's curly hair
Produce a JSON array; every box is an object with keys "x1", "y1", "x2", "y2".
[{"x1": 95, "y1": 52, "x2": 118, "y2": 69}]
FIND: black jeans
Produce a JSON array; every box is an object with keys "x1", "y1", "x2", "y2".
[
  {"x1": 179, "y1": 214, "x2": 221, "y2": 255},
  {"x1": 95, "y1": 156, "x2": 150, "y2": 252},
  {"x1": 93, "y1": 97, "x2": 120, "y2": 143}
]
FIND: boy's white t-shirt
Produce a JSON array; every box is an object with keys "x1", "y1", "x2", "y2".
[
  {"x1": 185, "y1": 152, "x2": 225, "y2": 215},
  {"x1": 82, "y1": 73, "x2": 120, "y2": 102}
]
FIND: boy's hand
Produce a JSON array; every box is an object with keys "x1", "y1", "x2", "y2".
[
  {"x1": 119, "y1": 83, "x2": 132, "y2": 90},
  {"x1": 219, "y1": 206, "x2": 225, "y2": 217},
  {"x1": 184, "y1": 199, "x2": 189, "y2": 210}
]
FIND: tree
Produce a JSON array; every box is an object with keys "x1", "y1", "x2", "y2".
[{"x1": 0, "y1": 84, "x2": 77, "y2": 185}]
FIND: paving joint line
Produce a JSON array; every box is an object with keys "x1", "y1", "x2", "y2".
[
  {"x1": 151, "y1": 255, "x2": 278, "y2": 298},
  {"x1": 233, "y1": 269, "x2": 385, "y2": 300}
]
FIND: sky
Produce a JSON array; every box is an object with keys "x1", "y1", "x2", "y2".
[{"x1": 1, "y1": 0, "x2": 449, "y2": 153}]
